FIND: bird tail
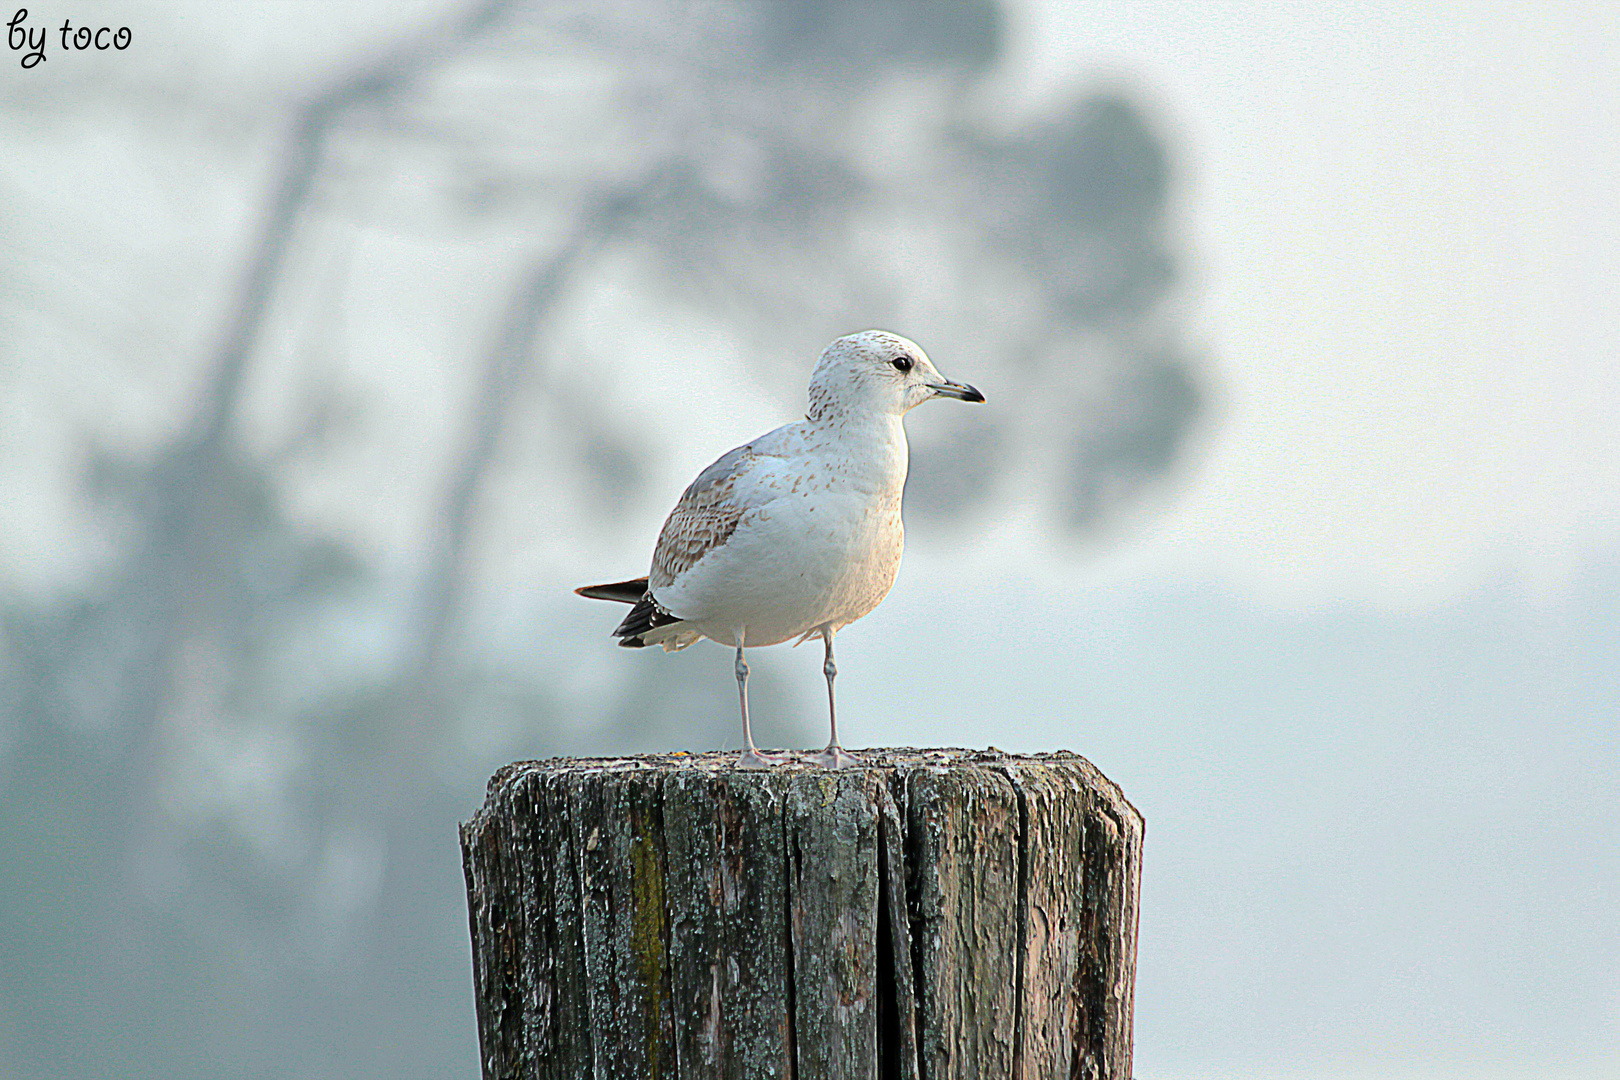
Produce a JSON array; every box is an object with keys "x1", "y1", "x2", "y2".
[
  {"x1": 575, "y1": 577, "x2": 695, "y2": 650},
  {"x1": 574, "y1": 577, "x2": 649, "y2": 604}
]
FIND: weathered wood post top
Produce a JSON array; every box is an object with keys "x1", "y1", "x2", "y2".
[{"x1": 461, "y1": 749, "x2": 1144, "y2": 1080}]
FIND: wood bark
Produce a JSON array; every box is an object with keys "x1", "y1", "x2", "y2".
[{"x1": 461, "y1": 750, "x2": 1143, "y2": 1080}]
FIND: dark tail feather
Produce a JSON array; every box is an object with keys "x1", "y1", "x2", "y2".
[
  {"x1": 612, "y1": 593, "x2": 684, "y2": 646},
  {"x1": 574, "y1": 577, "x2": 649, "y2": 604},
  {"x1": 577, "y1": 577, "x2": 685, "y2": 647}
]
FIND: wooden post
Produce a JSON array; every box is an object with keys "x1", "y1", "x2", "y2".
[{"x1": 460, "y1": 749, "x2": 1144, "y2": 1080}]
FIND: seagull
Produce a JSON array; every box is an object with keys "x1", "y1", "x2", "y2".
[{"x1": 576, "y1": 330, "x2": 984, "y2": 768}]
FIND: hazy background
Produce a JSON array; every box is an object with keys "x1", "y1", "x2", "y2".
[{"x1": 2, "y1": 2, "x2": 1615, "y2": 1078}]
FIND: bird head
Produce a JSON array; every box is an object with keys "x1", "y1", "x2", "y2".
[{"x1": 807, "y1": 330, "x2": 985, "y2": 420}]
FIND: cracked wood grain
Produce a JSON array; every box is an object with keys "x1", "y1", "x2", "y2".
[
  {"x1": 663, "y1": 768, "x2": 794, "y2": 1080},
  {"x1": 574, "y1": 770, "x2": 675, "y2": 1078},
  {"x1": 786, "y1": 770, "x2": 882, "y2": 1079},
  {"x1": 461, "y1": 750, "x2": 1142, "y2": 1080},
  {"x1": 906, "y1": 763, "x2": 1021, "y2": 1080}
]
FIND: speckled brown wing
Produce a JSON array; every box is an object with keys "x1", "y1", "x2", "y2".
[{"x1": 649, "y1": 442, "x2": 755, "y2": 590}]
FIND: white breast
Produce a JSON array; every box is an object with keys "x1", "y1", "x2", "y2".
[{"x1": 654, "y1": 415, "x2": 908, "y2": 647}]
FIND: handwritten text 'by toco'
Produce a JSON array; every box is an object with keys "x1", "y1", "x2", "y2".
[{"x1": 8, "y1": 9, "x2": 131, "y2": 69}]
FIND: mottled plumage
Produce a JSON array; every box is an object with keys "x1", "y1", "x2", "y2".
[{"x1": 650, "y1": 443, "x2": 754, "y2": 592}]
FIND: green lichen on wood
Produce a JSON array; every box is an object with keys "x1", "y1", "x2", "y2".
[{"x1": 629, "y1": 820, "x2": 668, "y2": 1078}]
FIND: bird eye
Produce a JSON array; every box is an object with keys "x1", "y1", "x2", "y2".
[{"x1": 891, "y1": 356, "x2": 914, "y2": 373}]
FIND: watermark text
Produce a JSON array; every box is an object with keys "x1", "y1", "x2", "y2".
[{"x1": 8, "y1": 8, "x2": 132, "y2": 69}]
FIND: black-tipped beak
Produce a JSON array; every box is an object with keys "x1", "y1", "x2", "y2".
[{"x1": 929, "y1": 380, "x2": 985, "y2": 403}]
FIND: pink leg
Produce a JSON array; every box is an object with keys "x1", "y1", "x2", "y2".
[{"x1": 811, "y1": 628, "x2": 858, "y2": 769}]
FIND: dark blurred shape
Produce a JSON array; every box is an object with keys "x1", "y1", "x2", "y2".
[
  {"x1": 1041, "y1": 94, "x2": 1171, "y2": 234},
  {"x1": 1065, "y1": 349, "x2": 1203, "y2": 530},
  {"x1": 969, "y1": 93, "x2": 1176, "y2": 321},
  {"x1": 757, "y1": 0, "x2": 1004, "y2": 71}
]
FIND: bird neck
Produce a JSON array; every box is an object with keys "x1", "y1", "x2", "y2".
[
  {"x1": 805, "y1": 404, "x2": 904, "y2": 440},
  {"x1": 803, "y1": 408, "x2": 908, "y2": 492}
]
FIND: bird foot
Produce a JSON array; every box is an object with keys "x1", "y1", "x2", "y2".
[
  {"x1": 736, "y1": 748, "x2": 790, "y2": 769},
  {"x1": 810, "y1": 745, "x2": 860, "y2": 770}
]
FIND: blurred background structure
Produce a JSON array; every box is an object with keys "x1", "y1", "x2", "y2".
[{"x1": 2, "y1": 2, "x2": 1615, "y2": 1079}]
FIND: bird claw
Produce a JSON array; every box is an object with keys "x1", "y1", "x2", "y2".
[
  {"x1": 736, "y1": 748, "x2": 790, "y2": 769},
  {"x1": 810, "y1": 745, "x2": 860, "y2": 770}
]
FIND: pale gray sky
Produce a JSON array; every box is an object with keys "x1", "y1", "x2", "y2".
[{"x1": 1003, "y1": 0, "x2": 1620, "y2": 608}]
